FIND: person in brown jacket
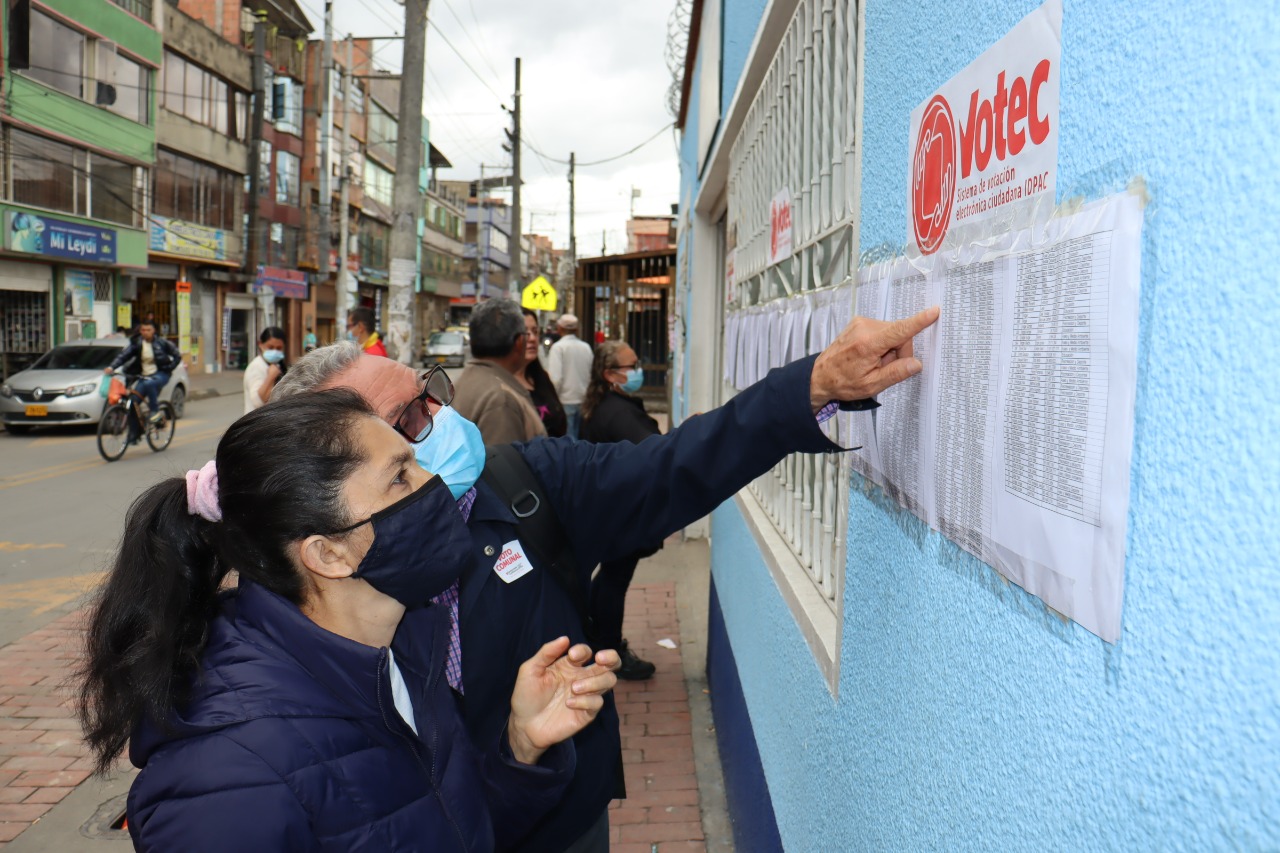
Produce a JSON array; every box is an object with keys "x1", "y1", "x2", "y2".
[{"x1": 451, "y1": 298, "x2": 548, "y2": 445}]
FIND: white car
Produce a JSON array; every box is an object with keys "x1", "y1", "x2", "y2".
[{"x1": 0, "y1": 339, "x2": 189, "y2": 434}]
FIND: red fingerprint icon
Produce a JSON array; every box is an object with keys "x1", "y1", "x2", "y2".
[{"x1": 912, "y1": 95, "x2": 956, "y2": 255}]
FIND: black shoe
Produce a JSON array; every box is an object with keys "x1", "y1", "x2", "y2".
[{"x1": 615, "y1": 639, "x2": 656, "y2": 681}]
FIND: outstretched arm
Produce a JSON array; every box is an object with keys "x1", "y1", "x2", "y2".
[{"x1": 519, "y1": 307, "x2": 940, "y2": 570}]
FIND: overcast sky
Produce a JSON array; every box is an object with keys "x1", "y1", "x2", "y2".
[{"x1": 299, "y1": 0, "x2": 683, "y2": 258}]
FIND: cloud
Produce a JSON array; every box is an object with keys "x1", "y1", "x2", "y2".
[{"x1": 321, "y1": 0, "x2": 681, "y2": 256}]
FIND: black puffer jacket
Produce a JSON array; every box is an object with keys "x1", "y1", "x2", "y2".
[
  {"x1": 580, "y1": 391, "x2": 660, "y2": 445},
  {"x1": 108, "y1": 336, "x2": 182, "y2": 374}
]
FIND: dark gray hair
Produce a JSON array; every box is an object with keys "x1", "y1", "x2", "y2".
[
  {"x1": 271, "y1": 341, "x2": 363, "y2": 401},
  {"x1": 469, "y1": 298, "x2": 526, "y2": 358}
]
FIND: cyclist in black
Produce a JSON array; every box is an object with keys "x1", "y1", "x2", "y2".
[{"x1": 103, "y1": 320, "x2": 181, "y2": 427}]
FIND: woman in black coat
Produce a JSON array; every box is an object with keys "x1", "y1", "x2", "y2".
[
  {"x1": 580, "y1": 341, "x2": 661, "y2": 680},
  {"x1": 517, "y1": 309, "x2": 568, "y2": 437}
]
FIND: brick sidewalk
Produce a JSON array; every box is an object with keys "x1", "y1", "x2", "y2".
[
  {"x1": 0, "y1": 585, "x2": 710, "y2": 849},
  {"x1": 0, "y1": 610, "x2": 92, "y2": 846},
  {"x1": 609, "y1": 582, "x2": 707, "y2": 852}
]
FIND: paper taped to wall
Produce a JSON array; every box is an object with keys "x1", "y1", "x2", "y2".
[{"x1": 854, "y1": 191, "x2": 1143, "y2": 641}]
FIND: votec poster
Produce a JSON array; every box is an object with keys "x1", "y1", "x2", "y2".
[{"x1": 908, "y1": 0, "x2": 1062, "y2": 256}]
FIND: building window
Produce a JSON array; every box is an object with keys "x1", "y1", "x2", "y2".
[
  {"x1": 96, "y1": 46, "x2": 149, "y2": 124},
  {"x1": 7, "y1": 128, "x2": 145, "y2": 228},
  {"x1": 257, "y1": 141, "x2": 273, "y2": 196},
  {"x1": 23, "y1": 11, "x2": 152, "y2": 126},
  {"x1": 367, "y1": 101, "x2": 397, "y2": 165},
  {"x1": 26, "y1": 11, "x2": 85, "y2": 98},
  {"x1": 268, "y1": 222, "x2": 300, "y2": 268},
  {"x1": 275, "y1": 151, "x2": 300, "y2": 205},
  {"x1": 162, "y1": 51, "x2": 248, "y2": 140},
  {"x1": 363, "y1": 160, "x2": 393, "y2": 207},
  {"x1": 109, "y1": 0, "x2": 153, "y2": 19},
  {"x1": 359, "y1": 217, "x2": 389, "y2": 272},
  {"x1": 153, "y1": 149, "x2": 238, "y2": 232},
  {"x1": 714, "y1": 0, "x2": 863, "y2": 693},
  {"x1": 271, "y1": 76, "x2": 302, "y2": 136}
]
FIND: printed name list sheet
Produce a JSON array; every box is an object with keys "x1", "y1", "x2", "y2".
[{"x1": 854, "y1": 192, "x2": 1142, "y2": 641}]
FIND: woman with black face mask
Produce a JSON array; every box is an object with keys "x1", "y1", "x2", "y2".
[{"x1": 78, "y1": 390, "x2": 619, "y2": 852}]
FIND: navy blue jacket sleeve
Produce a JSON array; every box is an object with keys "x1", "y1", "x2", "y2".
[
  {"x1": 127, "y1": 734, "x2": 319, "y2": 853},
  {"x1": 517, "y1": 354, "x2": 840, "y2": 572},
  {"x1": 481, "y1": 732, "x2": 575, "y2": 850}
]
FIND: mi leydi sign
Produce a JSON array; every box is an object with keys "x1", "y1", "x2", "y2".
[
  {"x1": 908, "y1": 0, "x2": 1061, "y2": 255},
  {"x1": 5, "y1": 211, "x2": 118, "y2": 263}
]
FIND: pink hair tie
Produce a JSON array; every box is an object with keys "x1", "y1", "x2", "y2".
[{"x1": 185, "y1": 460, "x2": 222, "y2": 523}]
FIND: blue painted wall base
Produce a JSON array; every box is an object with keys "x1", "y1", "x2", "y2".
[{"x1": 706, "y1": 576, "x2": 784, "y2": 853}]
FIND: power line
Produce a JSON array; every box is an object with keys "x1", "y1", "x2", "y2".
[
  {"x1": 426, "y1": 18, "x2": 506, "y2": 105},
  {"x1": 438, "y1": 0, "x2": 502, "y2": 83},
  {"x1": 525, "y1": 123, "x2": 675, "y2": 167}
]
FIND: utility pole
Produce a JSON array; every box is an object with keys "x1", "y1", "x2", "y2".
[
  {"x1": 568, "y1": 152, "x2": 576, "y2": 265},
  {"x1": 388, "y1": 0, "x2": 430, "y2": 364},
  {"x1": 336, "y1": 37, "x2": 355, "y2": 316},
  {"x1": 245, "y1": 11, "x2": 268, "y2": 272},
  {"x1": 318, "y1": 0, "x2": 334, "y2": 278},
  {"x1": 509, "y1": 57, "x2": 522, "y2": 292}
]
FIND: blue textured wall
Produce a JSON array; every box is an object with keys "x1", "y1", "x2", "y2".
[
  {"x1": 706, "y1": 577, "x2": 784, "y2": 853},
  {"x1": 721, "y1": 0, "x2": 770, "y2": 117},
  {"x1": 696, "y1": 0, "x2": 1280, "y2": 849}
]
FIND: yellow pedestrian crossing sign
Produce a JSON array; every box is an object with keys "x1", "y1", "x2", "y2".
[{"x1": 521, "y1": 276, "x2": 557, "y2": 312}]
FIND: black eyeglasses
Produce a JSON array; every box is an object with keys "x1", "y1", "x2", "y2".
[
  {"x1": 610, "y1": 362, "x2": 642, "y2": 372},
  {"x1": 392, "y1": 365, "x2": 455, "y2": 443}
]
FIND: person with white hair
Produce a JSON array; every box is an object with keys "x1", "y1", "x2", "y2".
[{"x1": 546, "y1": 313, "x2": 594, "y2": 439}]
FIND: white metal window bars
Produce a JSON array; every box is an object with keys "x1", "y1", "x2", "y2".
[{"x1": 721, "y1": 0, "x2": 860, "y2": 639}]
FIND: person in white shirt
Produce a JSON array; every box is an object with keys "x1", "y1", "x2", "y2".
[
  {"x1": 546, "y1": 313, "x2": 594, "y2": 439},
  {"x1": 243, "y1": 327, "x2": 287, "y2": 413}
]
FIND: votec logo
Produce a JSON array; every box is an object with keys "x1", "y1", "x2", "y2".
[{"x1": 911, "y1": 95, "x2": 956, "y2": 256}]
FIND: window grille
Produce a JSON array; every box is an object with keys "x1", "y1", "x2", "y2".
[{"x1": 718, "y1": 0, "x2": 861, "y2": 687}]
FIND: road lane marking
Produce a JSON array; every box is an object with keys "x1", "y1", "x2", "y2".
[
  {"x1": 0, "y1": 542, "x2": 65, "y2": 552},
  {"x1": 0, "y1": 572, "x2": 104, "y2": 615},
  {"x1": 0, "y1": 426, "x2": 228, "y2": 490}
]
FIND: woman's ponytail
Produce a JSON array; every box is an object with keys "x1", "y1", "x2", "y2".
[{"x1": 78, "y1": 478, "x2": 226, "y2": 776}]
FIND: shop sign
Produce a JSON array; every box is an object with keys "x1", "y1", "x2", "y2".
[
  {"x1": 907, "y1": 0, "x2": 1061, "y2": 255},
  {"x1": 252, "y1": 265, "x2": 308, "y2": 300},
  {"x1": 149, "y1": 215, "x2": 227, "y2": 262},
  {"x1": 5, "y1": 211, "x2": 117, "y2": 263},
  {"x1": 63, "y1": 270, "x2": 94, "y2": 317},
  {"x1": 328, "y1": 249, "x2": 361, "y2": 273},
  {"x1": 768, "y1": 188, "x2": 793, "y2": 266}
]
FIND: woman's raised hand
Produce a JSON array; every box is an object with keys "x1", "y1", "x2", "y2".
[{"x1": 506, "y1": 637, "x2": 621, "y2": 765}]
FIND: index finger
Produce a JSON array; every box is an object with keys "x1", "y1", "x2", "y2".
[
  {"x1": 527, "y1": 636, "x2": 571, "y2": 669},
  {"x1": 876, "y1": 306, "x2": 939, "y2": 350}
]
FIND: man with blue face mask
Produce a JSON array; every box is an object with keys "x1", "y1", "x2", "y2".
[{"x1": 272, "y1": 303, "x2": 940, "y2": 853}]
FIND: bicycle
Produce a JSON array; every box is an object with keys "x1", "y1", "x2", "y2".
[{"x1": 96, "y1": 374, "x2": 176, "y2": 462}]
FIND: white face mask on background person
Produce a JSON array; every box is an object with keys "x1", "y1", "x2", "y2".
[{"x1": 263, "y1": 349, "x2": 285, "y2": 365}]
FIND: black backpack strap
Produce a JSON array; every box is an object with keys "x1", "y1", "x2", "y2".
[{"x1": 480, "y1": 444, "x2": 589, "y2": 628}]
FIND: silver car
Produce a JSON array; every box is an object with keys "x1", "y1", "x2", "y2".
[
  {"x1": 0, "y1": 339, "x2": 189, "y2": 434},
  {"x1": 424, "y1": 330, "x2": 466, "y2": 368}
]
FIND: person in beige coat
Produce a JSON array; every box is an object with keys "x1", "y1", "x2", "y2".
[{"x1": 451, "y1": 299, "x2": 548, "y2": 445}]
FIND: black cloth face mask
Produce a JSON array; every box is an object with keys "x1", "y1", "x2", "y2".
[{"x1": 332, "y1": 475, "x2": 473, "y2": 607}]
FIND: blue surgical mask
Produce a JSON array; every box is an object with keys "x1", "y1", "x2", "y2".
[
  {"x1": 336, "y1": 475, "x2": 472, "y2": 606},
  {"x1": 619, "y1": 368, "x2": 644, "y2": 394},
  {"x1": 413, "y1": 405, "x2": 485, "y2": 500},
  {"x1": 262, "y1": 349, "x2": 285, "y2": 364}
]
